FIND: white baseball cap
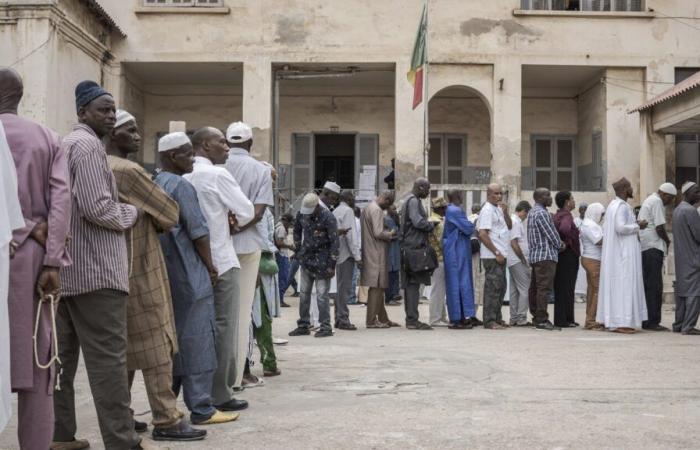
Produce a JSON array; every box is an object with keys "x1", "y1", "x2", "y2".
[
  {"x1": 300, "y1": 193, "x2": 320, "y2": 215},
  {"x1": 226, "y1": 121, "x2": 253, "y2": 144}
]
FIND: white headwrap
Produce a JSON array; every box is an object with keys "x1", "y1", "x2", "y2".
[
  {"x1": 583, "y1": 202, "x2": 605, "y2": 225},
  {"x1": 115, "y1": 109, "x2": 135, "y2": 128},
  {"x1": 158, "y1": 132, "x2": 190, "y2": 152}
]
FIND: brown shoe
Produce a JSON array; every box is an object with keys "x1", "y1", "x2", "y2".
[
  {"x1": 51, "y1": 439, "x2": 90, "y2": 450},
  {"x1": 386, "y1": 321, "x2": 401, "y2": 327},
  {"x1": 366, "y1": 321, "x2": 390, "y2": 329},
  {"x1": 611, "y1": 327, "x2": 636, "y2": 334},
  {"x1": 264, "y1": 368, "x2": 282, "y2": 377}
]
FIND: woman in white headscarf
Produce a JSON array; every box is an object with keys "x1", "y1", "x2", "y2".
[{"x1": 579, "y1": 202, "x2": 605, "y2": 330}]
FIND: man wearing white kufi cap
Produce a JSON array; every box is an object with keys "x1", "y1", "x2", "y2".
[
  {"x1": 319, "y1": 181, "x2": 341, "y2": 210},
  {"x1": 106, "y1": 114, "x2": 206, "y2": 440},
  {"x1": 154, "y1": 132, "x2": 239, "y2": 425},
  {"x1": 638, "y1": 181, "x2": 677, "y2": 331},
  {"x1": 672, "y1": 181, "x2": 700, "y2": 334},
  {"x1": 223, "y1": 121, "x2": 274, "y2": 388}
]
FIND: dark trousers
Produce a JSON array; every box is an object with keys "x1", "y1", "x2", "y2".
[
  {"x1": 367, "y1": 287, "x2": 390, "y2": 325},
  {"x1": 276, "y1": 253, "x2": 290, "y2": 303},
  {"x1": 335, "y1": 258, "x2": 355, "y2": 326},
  {"x1": 529, "y1": 260, "x2": 556, "y2": 324},
  {"x1": 553, "y1": 248, "x2": 579, "y2": 327},
  {"x1": 54, "y1": 289, "x2": 140, "y2": 450},
  {"x1": 404, "y1": 282, "x2": 421, "y2": 326},
  {"x1": 482, "y1": 259, "x2": 506, "y2": 326},
  {"x1": 172, "y1": 369, "x2": 216, "y2": 423},
  {"x1": 385, "y1": 270, "x2": 400, "y2": 303},
  {"x1": 642, "y1": 248, "x2": 664, "y2": 328},
  {"x1": 673, "y1": 295, "x2": 700, "y2": 333},
  {"x1": 288, "y1": 259, "x2": 300, "y2": 292}
]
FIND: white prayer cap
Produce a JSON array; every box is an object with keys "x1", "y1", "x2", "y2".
[
  {"x1": 114, "y1": 109, "x2": 135, "y2": 128},
  {"x1": 226, "y1": 121, "x2": 253, "y2": 143},
  {"x1": 323, "y1": 181, "x2": 341, "y2": 194},
  {"x1": 682, "y1": 181, "x2": 697, "y2": 194},
  {"x1": 659, "y1": 182, "x2": 677, "y2": 196},
  {"x1": 158, "y1": 132, "x2": 191, "y2": 153},
  {"x1": 300, "y1": 193, "x2": 319, "y2": 215}
]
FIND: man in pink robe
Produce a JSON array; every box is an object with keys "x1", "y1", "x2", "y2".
[{"x1": 0, "y1": 67, "x2": 72, "y2": 450}]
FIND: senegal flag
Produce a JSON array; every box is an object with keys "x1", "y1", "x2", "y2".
[{"x1": 407, "y1": 5, "x2": 427, "y2": 110}]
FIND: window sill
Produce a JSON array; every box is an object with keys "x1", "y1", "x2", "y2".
[
  {"x1": 512, "y1": 9, "x2": 655, "y2": 18},
  {"x1": 135, "y1": 6, "x2": 230, "y2": 14}
]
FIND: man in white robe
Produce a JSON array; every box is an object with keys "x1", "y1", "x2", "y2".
[
  {"x1": 0, "y1": 120, "x2": 25, "y2": 432},
  {"x1": 597, "y1": 177, "x2": 649, "y2": 333}
]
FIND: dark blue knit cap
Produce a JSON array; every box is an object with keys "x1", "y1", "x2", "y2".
[{"x1": 75, "y1": 80, "x2": 112, "y2": 112}]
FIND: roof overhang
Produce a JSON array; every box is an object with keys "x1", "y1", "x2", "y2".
[{"x1": 630, "y1": 71, "x2": 700, "y2": 134}]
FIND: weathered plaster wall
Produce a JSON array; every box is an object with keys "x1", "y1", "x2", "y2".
[
  {"x1": 577, "y1": 81, "x2": 607, "y2": 191},
  {"x1": 428, "y1": 97, "x2": 491, "y2": 167}
]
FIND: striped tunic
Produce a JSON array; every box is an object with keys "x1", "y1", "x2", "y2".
[{"x1": 61, "y1": 124, "x2": 138, "y2": 297}]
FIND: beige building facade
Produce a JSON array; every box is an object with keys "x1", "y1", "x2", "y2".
[{"x1": 2, "y1": 0, "x2": 700, "y2": 209}]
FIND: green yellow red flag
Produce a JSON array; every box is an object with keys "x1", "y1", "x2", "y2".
[{"x1": 407, "y1": 5, "x2": 427, "y2": 109}]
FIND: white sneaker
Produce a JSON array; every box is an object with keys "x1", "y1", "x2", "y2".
[
  {"x1": 273, "y1": 337, "x2": 289, "y2": 345},
  {"x1": 431, "y1": 320, "x2": 449, "y2": 327}
]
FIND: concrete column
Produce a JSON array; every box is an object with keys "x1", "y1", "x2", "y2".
[
  {"x1": 491, "y1": 59, "x2": 522, "y2": 204},
  {"x1": 394, "y1": 58, "x2": 427, "y2": 199},
  {"x1": 242, "y1": 57, "x2": 272, "y2": 162},
  {"x1": 638, "y1": 112, "x2": 667, "y2": 199}
]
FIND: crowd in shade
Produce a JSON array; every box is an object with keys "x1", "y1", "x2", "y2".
[{"x1": 1, "y1": 71, "x2": 700, "y2": 450}]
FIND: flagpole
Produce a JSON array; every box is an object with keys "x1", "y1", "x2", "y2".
[{"x1": 423, "y1": 0, "x2": 429, "y2": 179}]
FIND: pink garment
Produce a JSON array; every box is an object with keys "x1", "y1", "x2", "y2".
[{"x1": 2, "y1": 113, "x2": 71, "y2": 390}]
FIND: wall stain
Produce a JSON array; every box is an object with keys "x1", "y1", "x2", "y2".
[
  {"x1": 460, "y1": 18, "x2": 540, "y2": 41},
  {"x1": 275, "y1": 16, "x2": 308, "y2": 44}
]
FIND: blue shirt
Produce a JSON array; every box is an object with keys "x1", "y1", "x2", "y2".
[{"x1": 527, "y1": 203, "x2": 561, "y2": 264}]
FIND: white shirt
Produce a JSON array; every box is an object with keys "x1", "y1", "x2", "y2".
[
  {"x1": 478, "y1": 202, "x2": 510, "y2": 259},
  {"x1": 507, "y1": 214, "x2": 528, "y2": 267},
  {"x1": 638, "y1": 193, "x2": 667, "y2": 252},
  {"x1": 184, "y1": 156, "x2": 254, "y2": 274},
  {"x1": 224, "y1": 148, "x2": 274, "y2": 254},
  {"x1": 580, "y1": 220, "x2": 603, "y2": 261}
]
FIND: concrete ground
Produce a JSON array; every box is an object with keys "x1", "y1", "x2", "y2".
[{"x1": 1, "y1": 300, "x2": 698, "y2": 450}]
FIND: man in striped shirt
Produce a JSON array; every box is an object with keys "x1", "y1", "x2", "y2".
[
  {"x1": 526, "y1": 188, "x2": 564, "y2": 331},
  {"x1": 53, "y1": 81, "x2": 145, "y2": 450}
]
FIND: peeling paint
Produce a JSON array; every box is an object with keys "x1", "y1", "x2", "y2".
[
  {"x1": 275, "y1": 16, "x2": 308, "y2": 44},
  {"x1": 652, "y1": 18, "x2": 669, "y2": 41},
  {"x1": 460, "y1": 18, "x2": 540, "y2": 41}
]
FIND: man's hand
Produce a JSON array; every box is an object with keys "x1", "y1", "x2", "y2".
[
  {"x1": 337, "y1": 228, "x2": 350, "y2": 236},
  {"x1": 36, "y1": 266, "x2": 60, "y2": 298},
  {"x1": 496, "y1": 253, "x2": 506, "y2": 265},
  {"x1": 327, "y1": 266, "x2": 336, "y2": 277},
  {"x1": 208, "y1": 268, "x2": 219, "y2": 287},
  {"x1": 228, "y1": 212, "x2": 239, "y2": 234},
  {"x1": 559, "y1": 241, "x2": 566, "y2": 252},
  {"x1": 637, "y1": 219, "x2": 648, "y2": 230},
  {"x1": 9, "y1": 241, "x2": 17, "y2": 259},
  {"x1": 31, "y1": 222, "x2": 48, "y2": 248}
]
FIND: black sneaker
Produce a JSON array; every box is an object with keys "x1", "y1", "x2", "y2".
[
  {"x1": 134, "y1": 420, "x2": 148, "y2": 433},
  {"x1": 289, "y1": 327, "x2": 311, "y2": 336},
  {"x1": 314, "y1": 329, "x2": 333, "y2": 338},
  {"x1": 535, "y1": 320, "x2": 561, "y2": 331}
]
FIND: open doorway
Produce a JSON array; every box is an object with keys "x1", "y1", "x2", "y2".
[{"x1": 314, "y1": 134, "x2": 355, "y2": 189}]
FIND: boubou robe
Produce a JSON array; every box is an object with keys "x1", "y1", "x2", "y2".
[{"x1": 442, "y1": 203, "x2": 476, "y2": 321}]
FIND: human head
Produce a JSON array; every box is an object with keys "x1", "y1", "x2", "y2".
[
  {"x1": 300, "y1": 192, "x2": 320, "y2": 216},
  {"x1": 555, "y1": 191, "x2": 575, "y2": 211},
  {"x1": 158, "y1": 132, "x2": 194, "y2": 175},
  {"x1": 281, "y1": 212, "x2": 294, "y2": 227},
  {"x1": 412, "y1": 177, "x2": 431, "y2": 199},
  {"x1": 107, "y1": 109, "x2": 140, "y2": 156},
  {"x1": 321, "y1": 181, "x2": 341, "y2": 207},
  {"x1": 682, "y1": 181, "x2": 700, "y2": 205},
  {"x1": 515, "y1": 200, "x2": 531, "y2": 220},
  {"x1": 191, "y1": 126, "x2": 229, "y2": 165},
  {"x1": 432, "y1": 197, "x2": 447, "y2": 217},
  {"x1": 658, "y1": 182, "x2": 677, "y2": 206},
  {"x1": 471, "y1": 204, "x2": 481, "y2": 215},
  {"x1": 339, "y1": 189, "x2": 355, "y2": 208},
  {"x1": 75, "y1": 81, "x2": 115, "y2": 138},
  {"x1": 376, "y1": 190, "x2": 395, "y2": 210},
  {"x1": 578, "y1": 202, "x2": 588, "y2": 219},
  {"x1": 584, "y1": 202, "x2": 605, "y2": 224},
  {"x1": 612, "y1": 177, "x2": 633, "y2": 200},
  {"x1": 486, "y1": 183, "x2": 503, "y2": 206},
  {"x1": 226, "y1": 121, "x2": 253, "y2": 151},
  {"x1": 0, "y1": 67, "x2": 23, "y2": 114},
  {"x1": 445, "y1": 189, "x2": 463, "y2": 206},
  {"x1": 533, "y1": 188, "x2": 553, "y2": 207}
]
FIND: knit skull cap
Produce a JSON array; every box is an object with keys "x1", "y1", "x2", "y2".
[
  {"x1": 158, "y1": 132, "x2": 191, "y2": 152},
  {"x1": 681, "y1": 181, "x2": 697, "y2": 194},
  {"x1": 75, "y1": 80, "x2": 111, "y2": 112},
  {"x1": 115, "y1": 109, "x2": 135, "y2": 128},
  {"x1": 323, "y1": 181, "x2": 341, "y2": 194},
  {"x1": 658, "y1": 182, "x2": 677, "y2": 196}
]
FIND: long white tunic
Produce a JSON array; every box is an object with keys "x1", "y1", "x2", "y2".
[
  {"x1": 597, "y1": 198, "x2": 648, "y2": 328},
  {"x1": 0, "y1": 120, "x2": 25, "y2": 432}
]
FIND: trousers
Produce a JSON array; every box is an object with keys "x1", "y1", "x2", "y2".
[
  {"x1": 298, "y1": 268, "x2": 332, "y2": 332},
  {"x1": 553, "y1": 248, "x2": 579, "y2": 327},
  {"x1": 366, "y1": 287, "x2": 389, "y2": 325},
  {"x1": 276, "y1": 254, "x2": 290, "y2": 303},
  {"x1": 482, "y1": 259, "x2": 506, "y2": 326},
  {"x1": 234, "y1": 251, "x2": 261, "y2": 388},
  {"x1": 172, "y1": 369, "x2": 215, "y2": 423},
  {"x1": 54, "y1": 289, "x2": 140, "y2": 450},
  {"x1": 385, "y1": 270, "x2": 400, "y2": 303},
  {"x1": 404, "y1": 282, "x2": 422, "y2": 326},
  {"x1": 211, "y1": 267, "x2": 240, "y2": 405},
  {"x1": 529, "y1": 261, "x2": 556, "y2": 324},
  {"x1": 128, "y1": 359, "x2": 183, "y2": 428},
  {"x1": 581, "y1": 257, "x2": 602, "y2": 329},
  {"x1": 673, "y1": 296, "x2": 700, "y2": 333},
  {"x1": 254, "y1": 289, "x2": 277, "y2": 371},
  {"x1": 508, "y1": 262, "x2": 531, "y2": 325},
  {"x1": 428, "y1": 263, "x2": 447, "y2": 324},
  {"x1": 16, "y1": 354, "x2": 53, "y2": 450},
  {"x1": 642, "y1": 248, "x2": 665, "y2": 328},
  {"x1": 335, "y1": 258, "x2": 355, "y2": 326}
]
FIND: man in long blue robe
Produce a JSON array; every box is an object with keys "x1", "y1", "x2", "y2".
[{"x1": 442, "y1": 189, "x2": 476, "y2": 328}]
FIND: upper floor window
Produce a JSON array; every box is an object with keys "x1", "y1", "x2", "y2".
[
  {"x1": 520, "y1": 0, "x2": 643, "y2": 11},
  {"x1": 143, "y1": 0, "x2": 223, "y2": 6}
]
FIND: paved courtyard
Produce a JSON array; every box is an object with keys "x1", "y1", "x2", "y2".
[{"x1": 1, "y1": 301, "x2": 698, "y2": 450}]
